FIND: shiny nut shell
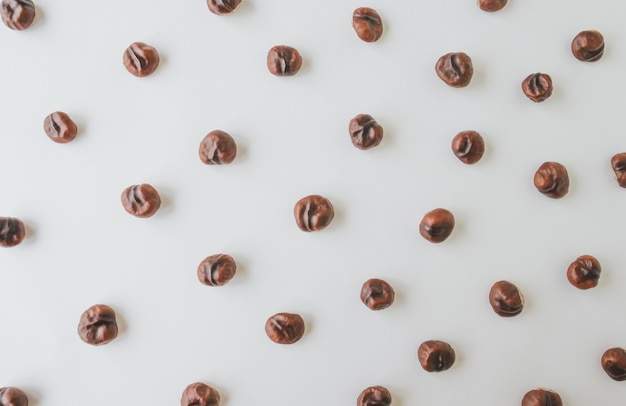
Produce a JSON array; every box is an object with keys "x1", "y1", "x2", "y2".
[
  {"x1": 567, "y1": 255, "x2": 601, "y2": 290},
  {"x1": 451, "y1": 130, "x2": 484, "y2": 164},
  {"x1": 435, "y1": 52, "x2": 473, "y2": 88},
  {"x1": 199, "y1": 130, "x2": 237, "y2": 165},
  {"x1": 489, "y1": 280, "x2": 524, "y2": 317},
  {"x1": 267, "y1": 45, "x2": 302, "y2": 77},
  {"x1": 419, "y1": 208, "x2": 455, "y2": 243},
  {"x1": 265, "y1": 312, "x2": 305, "y2": 344},
  {"x1": 522, "y1": 73, "x2": 553, "y2": 102},
  {"x1": 349, "y1": 114, "x2": 383, "y2": 150},
  {"x1": 0, "y1": 387, "x2": 28, "y2": 406},
  {"x1": 417, "y1": 340, "x2": 456, "y2": 372},
  {"x1": 571, "y1": 30, "x2": 604, "y2": 62},
  {"x1": 123, "y1": 42, "x2": 160, "y2": 77},
  {"x1": 121, "y1": 184, "x2": 161, "y2": 218},
  {"x1": 180, "y1": 382, "x2": 221, "y2": 406},
  {"x1": 357, "y1": 386, "x2": 392, "y2": 406},
  {"x1": 206, "y1": 0, "x2": 241, "y2": 15},
  {"x1": 294, "y1": 195, "x2": 334, "y2": 232},
  {"x1": 478, "y1": 0, "x2": 507, "y2": 12},
  {"x1": 0, "y1": 0, "x2": 35, "y2": 30},
  {"x1": 360, "y1": 278, "x2": 395, "y2": 310},
  {"x1": 602, "y1": 347, "x2": 626, "y2": 381},
  {"x1": 521, "y1": 389, "x2": 563, "y2": 406},
  {"x1": 534, "y1": 161, "x2": 569, "y2": 199},
  {"x1": 610, "y1": 153, "x2": 626, "y2": 187},
  {"x1": 352, "y1": 7, "x2": 383, "y2": 42}
]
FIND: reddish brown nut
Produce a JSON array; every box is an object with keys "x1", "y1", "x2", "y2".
[
  {"x1": 435, "y1": 52, "x2": 473, "y2": 88},
  {"x1": 533, "y1": 161, "x2": 569, "y2": 199},
  {"x1": 294, "y1": 195, "x2": 334, "y2": 232},
  {"x1": 451, "y1": 130, "x2": 485, "y2": 164},
  {"x1": 567, "y1": 255, "x2": 601, "y2": 290},
  {"x1": 43, "y1": 111, "x2": 78, "y2": 143},
  {"x1": 357, "y1": 385, "x2": 392, "y2": 406},
  {"x1": 121, "y1": 184, "x2": 161, "y2": 218},
  {"x1": 181, "y1": 382, "x2": 221, "y2": 406},
  {"x1": 418, "y1": 340, "x2": 455, "y2": 372},
  {"x1": 521, "y1": 389, "x2": 563, "y2": 406},
  {"x1": 478, "y1": 0, "x2": 507, "y2": 12},
  {"x1": 0, "y1": 387, "x2": 28, "y2": 406},
  {"x1": 206, "y1": 0, "x2": 241, "y2": 15},
  {"x1": 352, "y1": 7, "x2": 383, "y2": 43},
  {"x1": 522, "y1": 73, "x2": 553, "y2": 102},
  {"x1": 489, "y1": 280, "x2": 524, "y2": 317},
  {"x1": 197, "y1": 254, "x2": 237, "y2": 286},
  {"x1": 571, "y1": 30, "x2": 604, "y2": 62},
  {"x1": 199, "y1": 130, "x2": 237, "y2": 165},
  {"x1": 0, "y1": 217, "x2": 25, "y2": 248},
  {"x1": 265, "y1": 312, "x2": 305, "y2": 344},
  {"x1": 602, "y1": 347, "x2": 626, "y2": 381},
  {"x1": 419, "y1": 208, "x2": 455, "y2": 243},
  {"x1": 77, "y1": 304, "x2": 119, "y2": 345},
  {"x1": 349, "y1": 114, "x2": 383, "y2": 150},
  {"x1": 360, "y1": 279, "x2": 395, "y2": 310},
  {"x1": 267, "y1": 45, "x2": 302, "y2": 77},
  {"x1": 123, "y1": 42, "x2": 160, "y2": 77},
  {"x1": 610, "y1": 153, "x2": 626, "y2": 187},
  {"x1": 0, "y1": 0, "x2": 35, "y2": 30}
]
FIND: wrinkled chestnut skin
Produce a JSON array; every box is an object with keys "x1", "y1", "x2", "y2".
[
  {"x1": 352, "y1": 7, "x2": 383, "y2": 42},
  {"x1": 610, "y1": 153, "x2": 626, "y2": 187},
  {"x1": 357, "y1": 385, "x2": 392, "y2": 406},
  {"x1": 206, "y1": 0, "x2": 240, "y2": 15},
  {"x1": 265, "y1": 312, "x2": 305, "y2": 344},
  {"x1": 0, "y1": 0, "x2": 35, "y2": 30},
  {"x1": 435, "y1": 52, "x2": 473, "y2": 88},
  {"x1": 77, "y1": 304, "x2": 119, "y2": 345},
  {"x1": 419, "y1": 208, "x2": 455, "y2": 243},
  {"x1": 567, "y1": 255, "x2": 601, "y2": 289},
  {"x1": 121, "y1": 184, "x2": 161, "y2": 218},
  {"x1": 267, "y1": 45, "x2": 302, "y2": 76},
  {"x1": 294, "y1": 195, "x2": 334, "y2": 232},
  {"x1": 181, "y1": 382, "x2": 221, "y2": 406},
  {"x1": 0, "y1": 387, "x2": 28, "y2": 406},
  {"x1": 199, "y1": 130, "x2": 237, "y2": 165},
  {"x1": 534, "y1": 162, "x2": 569, "y2": 199},
  {"x1": 418, "y1": 340, "x2": 455, "y2": 372},
  {"x1": 489, "y1": 280, "x2": 524, "y2": 317},
  {"x1": 521, "y1": 389, "x2": 563, "y2": 406},
  {"x1": 478, "y1": 0, "x2": 507, "y2": 12},
  {"x1": 451, "y1": 130, "x2": 484, "y2": 164},
  {"x1": 349, "y1": 114, "x2": 383, "y2": 150},
  {"x1": 43, "y1": 111, "x2": 78, "y2": 143},
  {"x1": 522, "y1": 73, "x2": 553, "y2": 102},
  {"x1": 602, "y1": 347, "x2": 626, "y2": 381},
  {"x1": 361, "y1": 279, "x2": 395, "y2": 310},
  {"x1": 123, "y1": 42, "x2": 160, "y2": 77},
  {"x1": 571, "y1": 30, "x2": 604, "y2": 62},
  {"x1": 197, "y1": 254, "x2": 237, "y2": 286},
  {"x1": 0, "y1": 217, "x2": 25, "y2": 248}
]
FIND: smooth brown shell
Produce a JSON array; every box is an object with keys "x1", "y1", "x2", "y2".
[
  {"x1": 77, "y1": 304, "x2": 119, "y2": 346},
  {"x1": 265, "y1": 312, "x2": 305, "y2": 344},
  {"x1": 294, "y1": 195, "x2": 334, "y2": 232}
]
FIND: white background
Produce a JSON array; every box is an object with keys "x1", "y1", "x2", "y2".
[{"x1": 1, "y1": 0, "x2": 626, "y2": 404}]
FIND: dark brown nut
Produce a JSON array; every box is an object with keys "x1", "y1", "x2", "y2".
[
  {"x1": 567, "y1": 255, "x2": 601, "y2": 290},
  {"x1": 417, "y1": 340, "x2": 455, "y2": 372},
  {"x1": 0, "y1": 387, "x2": 28, "y2": 406},
  {"x1": 181, "y1": 382, "x2": 221, "y2": 406},
  {"x1": 571, "y1": 30, "x2": 604, "y2": 62},
  {"x1": 267, "y1": 45, "x2": 302, "y2": 77},
  {"x1": 451, "y1": 130, "x2": 485, "y2": 164},
  {"x1": 610, "y1": 153, "x2": 626, "y2": 187},
  {"x1": 521, "y1": 73, "x2": 553, "y2": 102},
  {"x1": 521, "y1": 389, "x2": 563, "y2": 406},
  {"x1": 533, "y1": 161, "x2": 569, "y2": 199},
  {"x1": 206, "y1": 0, "x2": 240, "y2": 15},
  {"x1": 121, "y1": 184, "x2": 161, "y2": 218},
  {"x1": 489, "y1": 280, "x2": 524, "y2": 317},
  {"x1": 360, "y1": 279, "x2": 395, "y2": 310},
  {"x1": 602, "y1": 347, "x2": 626, "y2": 381},
  {"x1": 478, "y1": 0, "x2": 507, "y2": 12},
  {"x1": 349, "y1": 114, "x2": 383, "y2": 150},
  {"x1": 123, "y1": 42, "x2": 160, "y2": 77},
  {"x1": 0, "y1": 0, "x2": 35, "y2": 30},
  {"x1": 435, "y1": 52, "x2": 473, "y2": 88},
  {"x1": 265, "y1": 312, "x2": 305, "y2": 344},
  {"x1": 294, "y1": 195, "x2": 334, "y2": 232},
  {"x1": 419, "y1": 208, "x2": 454, "y2": 243},
  {"x1": 197, "y1": 254, "x2": 236, "y2": 286},
  {"x1": 43, "y1": 111, "x2": 78, "y2": 143},
  {"x1": 0, "y1": 217, "x2": 25, "y2": 248},
  {"x1": 199, "y1": 130, "x2": 237, "y2": 165},
  {"x1": 77, "y1": 304, "x2": 118, "y2": 345},
  {"x1": 352, "y1": 7, "x2": 383, "y2": 43},
  {"x1": 357, "y1": 386, "x2": 392, "y2": 406}
]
